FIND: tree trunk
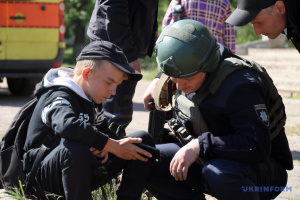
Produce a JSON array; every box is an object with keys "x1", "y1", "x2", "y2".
[{"x1": 73, "y1": 19, "x2": 86, "y2": 58}]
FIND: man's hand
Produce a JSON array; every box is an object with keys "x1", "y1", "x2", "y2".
[
  {"x1": 170, "y1": 139, "x2": 200, "y2": 181},
  {"x1": 143, "y1": 78, "x2": 160, "y2": 111},
  {"x1": 104, "y1": 138, "x2": 152, "y2": 162},
  {"x1": 90, "y1": 147, "x2": 109, "y2": 164},
  {"x1": 129, "y1": 59, "x2": 141, "y2": 73}
]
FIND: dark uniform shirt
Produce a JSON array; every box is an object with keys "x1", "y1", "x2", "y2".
[{"x1": 190, "y1": 48, "x2": 293, "y2": 170}]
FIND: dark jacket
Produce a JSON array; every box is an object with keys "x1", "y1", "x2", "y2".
[
  {"x1": 285, "y1": 0, "x2": 300, "y2": 53},
  {"x1": 23, "y1": 68, "x2": 117, "y2": 172},
  {"x1": 87, "y1": 0, "x2": 158, "y2": 63},
  {"x1": 192, "y1": 47, "x2": 293, "y2": 170}
]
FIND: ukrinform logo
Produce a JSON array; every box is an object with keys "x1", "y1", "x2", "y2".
[{"x1": 242, "y1": 186, "x2": 292, "y2": 192}]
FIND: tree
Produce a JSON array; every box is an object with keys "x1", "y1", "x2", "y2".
[{"x1": 64, "y1": 0, "x2": 96, "y2": 58}]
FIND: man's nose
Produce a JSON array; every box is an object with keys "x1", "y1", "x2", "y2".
[
  {"x1": 176, "y1": 79, "x2": 185, "y2": 90},
  {"x1": 253, "y1": 24, "x2": 262, "y2": 36}
]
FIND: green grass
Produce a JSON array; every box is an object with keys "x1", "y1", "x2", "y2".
[
  {"x1": 2, "y1": 180, "x2": 64, "y2": 200},
  {"x1": 294, "y1": 159, "x2": 300, "y2": 166},
  {"x1": 3, "y1": 180, "x2": 119, "y2": 200},
  {"x1": 285, "y1": 126, "x2": 300, "y2": 135},
  {"x1": 288, "y1": 93, "x2": 300, "y2": 100}
]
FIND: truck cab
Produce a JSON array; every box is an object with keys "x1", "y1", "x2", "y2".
[{"x1": 0, "y1": 0, "x2": 65, "y2": 96}]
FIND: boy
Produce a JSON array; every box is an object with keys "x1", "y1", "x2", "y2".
[{"x1": 23, "y1": 40, "x2": 155, "y2": 200}]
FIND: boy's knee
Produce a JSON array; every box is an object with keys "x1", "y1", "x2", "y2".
[
  {"x1": 127, "y1": 130, "x2": 155, "y2": 147},
  {"x1": 61, "y1": 140, "x2": 90, "y2": 162}
]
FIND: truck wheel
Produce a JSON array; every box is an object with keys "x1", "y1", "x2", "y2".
[{"x1": 7, "y1": 78, "x2": 38, "y2": 96}]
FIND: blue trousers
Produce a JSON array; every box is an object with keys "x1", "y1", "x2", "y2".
[
  {"x1": 146, "y1": 143, "x2": 288, "y2": 200},
  {"x1": 35, "y1": 131, "x2": 154, "y2": 200}
]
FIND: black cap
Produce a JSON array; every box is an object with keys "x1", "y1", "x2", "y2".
[
  {"x1": 77, "y1": 41, "x2": 142, "y2": 81},
  {"x1": 226, "y1": 0, "x2": 277, "y2": 26}
]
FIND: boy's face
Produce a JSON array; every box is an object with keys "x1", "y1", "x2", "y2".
[
  {"x1": 170, "y1": 72, "x2": 206, "y2": 94},
  {"x1": 84, "y1": 60, "x2": 125, "y2": 104}
]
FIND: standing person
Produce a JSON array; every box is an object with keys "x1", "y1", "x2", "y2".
[
  {"x1": 162, "y1": 0, "x2": 236, "y2": 53},
  {"x1": 23, "y1": 41, "x2": 156, "y2": 200},
  {"x1": 143, "y1": 20, "x2": 293, "y2": 200},
  {"x1": 226, "y1": 0, "x2": 300, "y2": 53},
  {"x1": 87, "y1": 0, "x2": 159, "y2": 138}
]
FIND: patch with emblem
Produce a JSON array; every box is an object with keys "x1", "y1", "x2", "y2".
[{"x1": 254, "y1": 104, "x2": 269, "y2": 126}]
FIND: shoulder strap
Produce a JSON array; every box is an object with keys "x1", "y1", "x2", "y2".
[
  {"x1": 192, "y1": 57, "x2": 243, "y2": 106},
  {"x1": 238, "y1": 58, "x2": 286, "y2": 139},
  {"x1": 154, "y1": 73, "x2": 174, "y2": 111},
  {"x1": 194, "y1": 57, "x2": 285, "y2": 140}
]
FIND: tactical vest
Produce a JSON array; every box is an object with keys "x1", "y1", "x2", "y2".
[{"x1": 155, "y1": 57, "x2": 286, "y2": 140}]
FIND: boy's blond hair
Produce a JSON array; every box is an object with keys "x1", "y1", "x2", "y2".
[
  {"x1": 74, "y1": 59, "x2": 103, "y2": 76},
  {"x1": 74, "y1": 59, "x2": 129, "y2": 80}
]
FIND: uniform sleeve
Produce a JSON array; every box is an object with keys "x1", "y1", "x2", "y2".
[
  {"x1": 100, "y1": 0, "x2": 138, "y2": 62},
  {"x1": 223, "y1": 3, "x2": 236, "y2": 53},
  {"x1": 42, "y1": 97, "x2": 109, "y2": 151},
  {"x1": 198, "y1": 79, "x2": 271, "y2": 163}
]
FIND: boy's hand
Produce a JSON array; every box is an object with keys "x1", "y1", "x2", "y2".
[
  {"x1": 104, "y1": 138, "x2": 152, "y2": 162},
  {"x1": 90, "y1": 147, "x2": 109, "y2": 163}
]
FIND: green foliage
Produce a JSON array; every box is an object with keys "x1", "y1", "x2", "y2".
[
  {"x1": 92, "y1": 180, "x2": 118, "y2": 200},
  {"x1": 157, "y1": 0, "x2": 172, "y2": 34},
  {"x1": 235, "y1": 24, "x2": 262, "y2": 44},
  {"x1": 2, "y1": 181, "x2": 26, "y2": 200},
  {"x1": 2, "y1": 180, "x2": 63, "y2": 200},
  {"x1": 229, "y1": 0, "x2": 237, "y2": 8},
  {"x1": 63, "y1": 0, "x2": 96, "y2": 41},
  {"x1": 63, "y1": 47, "x2": 77, "y2": 65}
]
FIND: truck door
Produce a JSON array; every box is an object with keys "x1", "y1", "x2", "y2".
[{"x1": 5, "y1": 0, "x2": 60, "y2": 60}]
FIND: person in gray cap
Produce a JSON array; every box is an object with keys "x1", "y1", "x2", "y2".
[
  {"x1": 226, "y1": 0, "x2": 300, "y2": 53},
  {"x1": 22, "y1": 40, "x2": 156, "y2": 200}
]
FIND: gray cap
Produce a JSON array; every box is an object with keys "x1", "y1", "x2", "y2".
[
  {"x1": 77, "y1": 41, "x2": 142, "y2": 81},
  {"x1": 226, "y1": 0, "x2": 277, "y2": 26}
]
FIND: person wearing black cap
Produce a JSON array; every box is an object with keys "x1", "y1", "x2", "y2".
[
  {"x1": 22, "y1": 40, "x2": 155, "y2": 200},
  {"x1": 87, "y1": 0, "x2": 159, "y2": 138},
  {"x1": 226, "y1": 0, "x2": 300, "y2": 53}
]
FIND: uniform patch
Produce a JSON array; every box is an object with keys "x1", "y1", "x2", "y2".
[{"x1": 254, "y1": 104, "x2": 269, "y2": 126}]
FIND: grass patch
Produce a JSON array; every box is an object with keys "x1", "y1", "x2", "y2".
[
  {"x1": 285, "y1": 126, "x2": 300, "y2": 135},
  {"x1": 294, "y1": 159, "x2": 300, "y2": 166},
  {"x1": 141, "y1": 56, "x2": 160, "y2": 81},
  {"x1": 288, "y1": 93, "x2": 300, "y2": 100}
]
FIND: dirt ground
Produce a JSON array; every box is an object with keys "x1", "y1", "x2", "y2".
[{"x1": 0, "y1": 79, "x2": 299, "y2": 199}]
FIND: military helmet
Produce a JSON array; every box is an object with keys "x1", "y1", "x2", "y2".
[{"x1": 155, "y1": 19, "x2": 220, "y2": 78}]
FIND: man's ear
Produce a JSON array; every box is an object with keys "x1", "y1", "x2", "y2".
[
  {"x1": 275, "y1": 1, "x2": 286, "y2": 14},
  {"x1": 82, "y1": 68, "x2": 91, "y2": 81}
]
